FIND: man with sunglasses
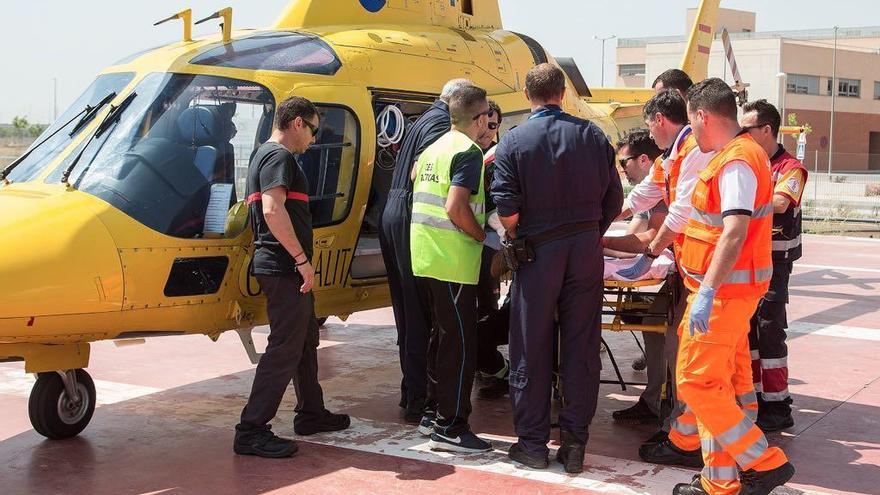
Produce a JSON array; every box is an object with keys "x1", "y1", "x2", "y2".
[
  {"x1": 604, "y1": 88, "x2": 715, "y2": 469},
  {"x1": 235, "y1": 96, "x2": 350, "y2": 458},
  {"x1": 741, "y1": 99, "x2": 807, "y2": 433},
  {"x1": 380, "y1": 79, "x2": 473, "y2": 423},
  {"x1": 492, "y1": 63, "x2": 623, "y2": 472},
  {"x1": 409, "y1": 84, "x2": 493, "y2": 453}
]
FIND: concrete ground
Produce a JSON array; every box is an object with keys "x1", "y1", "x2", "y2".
[{"x1": 1, "y1": 233, "x2": 878, "y2": 495}]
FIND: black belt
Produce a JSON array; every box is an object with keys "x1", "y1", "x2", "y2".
[{"x1": 528, "y1": 221, "x2": 600, "y2": 248}]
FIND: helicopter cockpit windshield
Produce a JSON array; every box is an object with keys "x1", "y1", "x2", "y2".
[
  {"x1": 44, "y1": 73, "x2": 276, "y2": 239},
  {"x1": 7, "y1": 72, "x2": 135, "y2": 184}
]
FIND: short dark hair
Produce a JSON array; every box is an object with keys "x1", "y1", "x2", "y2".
[
  {"x1": 275, "y1": 95, "x2": 318, "y2": 130},
  {"x1": 488, "y1": 99, "x2": 503, "y2": 124},
  {"x1": 742, "y1": 98, "x2": 781, "y2": 138},
  {"x1": 686, "y1": 78, "x2": 738, "y2": 121},
  {"x1": 643, "y1": 89, "x2": 688, "y2": 125},
  {"x1": 617, "y1": 128, "x2": 662, "y2": 161},
  {"x1": 525, "y1": 63, "x2": 566, "y2": 101},
  {"x1": 652, "y1": 69, "x2": 694, "y2": 95},
  {"x1": 449, "y1": 85, "x2": 488, "y2": 126}
]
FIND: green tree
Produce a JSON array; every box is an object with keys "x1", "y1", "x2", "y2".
[{"x1": 11, "y1": 116, "x2": 30, "y2": 129}]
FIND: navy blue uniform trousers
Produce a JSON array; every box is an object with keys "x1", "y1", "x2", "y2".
[
  {"x1": 508, "y1": 230, "x2": 603, "y2": 458},
  {"x1": 379, "y1": 189, "x2": 432, "y2": 404}
]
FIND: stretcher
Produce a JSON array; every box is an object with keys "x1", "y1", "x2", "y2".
[{"x1": 598, "y1": 253, "x2": 679, "y2": 390}]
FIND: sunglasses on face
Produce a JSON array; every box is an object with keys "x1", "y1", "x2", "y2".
[
  {"x1": 301, "y1": 117, "x2": 320, "y2": 137},
  {"x1": 742, "y1": 123, "x2": 770, "y2": 132},
  {"x1": 472, "y1": 108, "x2": 495, "y2": 121},
  {"x1": 487, "y1": 121, "x2": 499, "y2": 131},
  {"x1": 618, "y1": 155, "x2": 638, "y2": 168}
]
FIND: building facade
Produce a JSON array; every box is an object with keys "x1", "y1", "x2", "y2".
[{"x1": 617, "y1": 9, "x2": 880, "y2": 172}]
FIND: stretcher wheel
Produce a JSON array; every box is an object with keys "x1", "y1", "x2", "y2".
[{"x1": 28, "y1": 369, "x2": 96, "y2": 439}]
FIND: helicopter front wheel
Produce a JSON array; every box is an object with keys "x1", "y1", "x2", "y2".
[{"x1": 28, "y1": 369, "x2": 96, "y2": 439}]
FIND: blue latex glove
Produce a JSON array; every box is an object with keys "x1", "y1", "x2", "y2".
[
  {"x1": 616, "y1": 253, "x2": 655, "y2": 280},
  {"x1": 688, "y1": 285, "x2": 717, "y2": 336}
]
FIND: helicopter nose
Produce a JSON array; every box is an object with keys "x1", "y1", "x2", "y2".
[{"x1": 0, "y1": 185, "x2": 124, "y2": 323}]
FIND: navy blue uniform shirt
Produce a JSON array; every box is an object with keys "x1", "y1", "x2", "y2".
[
  {"x1": 491, "y1": 105, "x2": 623, "y2": 237},
  {"x1": 390, "y1": 100, "x2": 451, "y2": 192}
]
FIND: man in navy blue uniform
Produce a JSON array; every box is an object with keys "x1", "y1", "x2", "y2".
[
  {"x1": 379, "y1": 79, "x2": 473, "y2": 422},
  {"x1": 492, "y1": 64, "x2": 623, "y2": 473}
]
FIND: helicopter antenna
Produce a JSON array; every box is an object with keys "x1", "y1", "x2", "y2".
[
  {"x1": 195, "y1": 7, "x2": 233, "y2": 43},
  {"x1": 153, "y1": 9, "x2": 193, "y2": 42}
]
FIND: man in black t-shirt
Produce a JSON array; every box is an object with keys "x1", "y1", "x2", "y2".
[{"x1": 234, "y1": 96, "x2": 350, "y2": 459}]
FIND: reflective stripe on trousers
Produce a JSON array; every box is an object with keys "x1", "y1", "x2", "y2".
[{"x1": 772, "y1": 235, "x2": 801, "y2": 252}]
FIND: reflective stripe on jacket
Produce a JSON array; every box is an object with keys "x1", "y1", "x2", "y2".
[
  {"x1": 410, "y1": 130, "x2": 486, "y2": 285},
  {"x1": 679, "y1": 133, "x2": 773, "y2": 298}
]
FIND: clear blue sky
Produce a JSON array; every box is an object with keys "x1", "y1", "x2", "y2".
[{"x1": 1, "y1": 0, "x2": 877, "y2": 123}]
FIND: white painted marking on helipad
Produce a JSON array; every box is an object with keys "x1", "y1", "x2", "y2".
[
  {"x1": 286, "y1": 418, "x2": 830, "y2": 495},
  {"x1": 0, "y1": 369, "x2": 161, "y2": 405},
  {"x1": 794, "y1": 264, "x2": 880, "y2": 274},
  {"x1": 789, "y1": 322, "x2": 880, "y2": 342}
]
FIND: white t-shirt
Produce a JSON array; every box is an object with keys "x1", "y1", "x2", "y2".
[{"x1": 718, "y1": 161, "x2": 757, "y2": 215}]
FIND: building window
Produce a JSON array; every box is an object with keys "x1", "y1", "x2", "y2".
[
  {"x1": 618, "y1": 64, "x2": 646, "y2": 77},
  {"x1": 827, "y1": 78, "x2": 861, "y2": 98},
  {"x1": 874, "y1": 81, "x2": 880, "y2": 100},
  {"x1": 786, "y1": 74, "x2": 819, "y2": 95}
]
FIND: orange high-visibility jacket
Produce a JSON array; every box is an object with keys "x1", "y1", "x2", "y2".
[
  {"x1": 648, "y1": 130, "x2": 699, "y2": 259},
  {"x1": 678, "y1": 133, "x2": 773, "y2": 299}
]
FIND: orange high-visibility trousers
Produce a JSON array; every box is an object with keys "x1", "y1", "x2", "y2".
[{"x1": 676, "y1": 293, "x2": 788, "y2": 495}]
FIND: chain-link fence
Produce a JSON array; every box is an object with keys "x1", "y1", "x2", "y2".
[{"x1": 799, "y1": 151, "x2": 880, "y2": 222}]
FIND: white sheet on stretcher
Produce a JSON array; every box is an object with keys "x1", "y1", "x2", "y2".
[{"x1": 604, "y1": 251, "x2": 675, "y2": 281}]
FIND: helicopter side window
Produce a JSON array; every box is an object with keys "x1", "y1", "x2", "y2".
[
  {"x1": 64, "y1": 73, "x2": 275, "y2": 239},
  {"x1": 298, "y1": 106, "x2": 359, "y2": 227},
  {"x1": 190, "y1": 32, "x2": 342, "y2": 76}
]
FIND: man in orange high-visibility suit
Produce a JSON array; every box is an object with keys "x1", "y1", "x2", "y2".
[{"x1": 671, "y1": 78, "x2": 795, "y2": 495}]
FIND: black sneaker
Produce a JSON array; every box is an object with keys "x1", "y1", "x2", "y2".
[
  {"x1": 508, "y1": 442, "x2": 549, "y2": 469},
  {"x1": 740, "y1": 462, "x2": 796, "y2": 495},
  {"x1": 233, "y1": 427, "x2": 299, "y2": 458},
  {"x1": 294, "y1": 410, "x2": 351, "y2": 436},
  {"x1": 642, "y1": 429, "x2": 669, "y2": 446},
  {"x1": 556, "y1": 430, "x2": 585, "y2": 474},
  {"x1": 612, "y1": 398, "x2": 660, "y2": 425},
  {"x1": 428, "y1": 430, "x2": 492, "y2": 453},
  {"x1": 756, "y1": 412, "x2": 794, "y2": 433},
  {"x1": 639, "y1": 438, "x2": 703, "y2": 468},
  {"x1": 404, "y1": 397, "x2": 427, "y2": 423},
  {"x1": 417, "y1": 414, "x2": 435, "y2": 437},
  {"x1": 672, "y1": 474, "x2": 708, "y2": 495}
]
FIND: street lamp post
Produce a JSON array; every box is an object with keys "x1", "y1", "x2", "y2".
[
  {"x1": 776, "y1": 72, "x2": 787, "y2": 144},
  {"x1": 829, "y1": 26, "x2": 838, "y2": 174},
  {"x1": 594, "y1": 34, "x2": 616, "y2": 86}
]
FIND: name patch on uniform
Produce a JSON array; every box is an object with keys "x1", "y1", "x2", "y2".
[{"x1": 420, "y1": 162, "x2": 439, "y2": 183}]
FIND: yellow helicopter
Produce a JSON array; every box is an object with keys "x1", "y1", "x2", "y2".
[{"x1": 0, "y1": 0, "x2": 720, "y2": 439}]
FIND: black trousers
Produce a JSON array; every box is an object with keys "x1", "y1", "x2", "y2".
[
  {"x1": 379, "y1": 190, "x2": 432, "y2": 404},
  {"x1": 509, "y1": 230, "x2": 603, "y2": 458},
  {"x1": 238, "y1": 273, "x2": 325, "y2": 431},
  {"x1": 419, "y1": 277, "x2": 478, "y2": 435},
  {"x1": 477, "y1": 246, "x2": 501, "y2": 320},
  {"x1": 749, "y1": 262, "x2": 793, "y2": 408},
  {"x1": 477, "y1": 298, "x2": 508, "y2": 376}
]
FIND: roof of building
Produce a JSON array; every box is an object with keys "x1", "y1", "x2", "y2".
[{"x1": 619, "y1": 25, "x2": 880, "y2": 48}]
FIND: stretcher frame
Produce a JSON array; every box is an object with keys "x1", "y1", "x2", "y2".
[{"x1": 599, "y1": 274, "x2": 676, "y2": 391}]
